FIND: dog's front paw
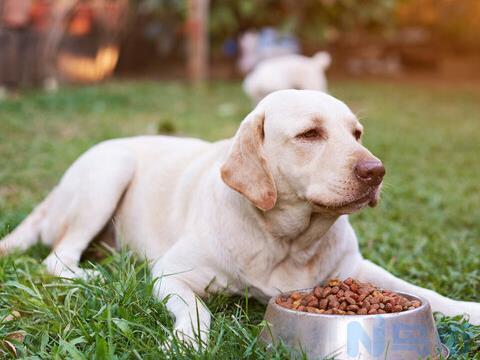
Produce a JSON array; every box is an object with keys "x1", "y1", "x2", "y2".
[
  {"x1": 174, "y1": 319, "x2": 205, "y2": 350},
  {"x1": 164, "y1": 316, "x2": 208, "y2": 351},
  {"x1": 464, "y1": 304, "x2": 480, "y2": 326},
  {"x1": 451, "y1": 300, "x2": 480, "y2": 326},
  {"x1": 160, "y1": 328, "x2": 202, "y2": 355},
  {"x1": 160, "y1": 334, "x2": 185, "y2": 356}
]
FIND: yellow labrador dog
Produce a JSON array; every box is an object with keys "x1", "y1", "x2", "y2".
[{"x1": 1, "y1": 90, "x2": 479, "y2": 346}]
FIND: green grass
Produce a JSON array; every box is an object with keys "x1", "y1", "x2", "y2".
[{"x1": 0, "y1": 79, "x2": 479, "y2": 358}]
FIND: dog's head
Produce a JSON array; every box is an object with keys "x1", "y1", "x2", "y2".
[{"x1": 221, "y1": 89, "x2": 385, "y2": 215}]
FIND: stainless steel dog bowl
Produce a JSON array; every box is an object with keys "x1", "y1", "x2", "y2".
[{"x1": 261, "y1": 290, "x2": 448, "y2": 359}]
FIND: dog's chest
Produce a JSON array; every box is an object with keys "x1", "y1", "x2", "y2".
[{"x1": 235, "y1": 216, "x2": 343, "y2": 296}]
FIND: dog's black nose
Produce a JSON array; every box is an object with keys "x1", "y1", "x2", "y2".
[{"x1": 355, "y1": 160, "x2": 385, "y2": 185}]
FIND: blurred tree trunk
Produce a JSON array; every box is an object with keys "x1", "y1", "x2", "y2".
[
  {"x1": 43, "y1": 0, "x2": 78, "y2": 82},
  {"x1": 186, "y1": 0, "x2": 209, "y2": 83}
]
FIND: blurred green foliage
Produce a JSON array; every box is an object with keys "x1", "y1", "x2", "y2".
[
  {"x1": 133, "y1": 0, "x2": 396, "y2": 48},
  {"x1": 130, "y1": 0, "x2": 480, "y2": 51},
  {"x1": 210, "y1": 0, "x2": 396, "y2": 47},
  {"x1": 135, "y1": 0, "x2": 186, "y2": 16}
]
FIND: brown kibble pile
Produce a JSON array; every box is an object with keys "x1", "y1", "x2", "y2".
[{"x1": 276, "y1": 278, "x2": 421, "y2": 315}]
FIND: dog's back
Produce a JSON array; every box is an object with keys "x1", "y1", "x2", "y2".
[{"x1": 0, "y1": 135, "x2": 215, "y2": 276}]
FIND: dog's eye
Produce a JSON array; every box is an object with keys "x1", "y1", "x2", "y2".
[
  {"x1": 353, "y1": 129, "x2": 362, "y2": 141},
  {"x1": 297, "y1": 129, "x2": 324, "y2": 140}
]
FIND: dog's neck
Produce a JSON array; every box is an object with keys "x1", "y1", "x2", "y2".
[
  {"x1": 259, "y1": 197, "x2": 338, "y2": 246},
  {"x1": 258, "y1": 170, "x2": 339, "y2": 245}
]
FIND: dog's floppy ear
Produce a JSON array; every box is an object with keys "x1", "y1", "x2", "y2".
[{"x1": 221, "y1": 109, "x2": 277, "y2": 211}]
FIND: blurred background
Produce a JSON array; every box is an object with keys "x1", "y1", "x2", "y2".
[{"x1": 1, "y1": 0, "x2": 480, "y2": 93}]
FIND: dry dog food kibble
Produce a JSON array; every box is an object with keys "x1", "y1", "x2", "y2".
[{"x1": 275, "y1": 278, "x2": 421, "y2": 315}]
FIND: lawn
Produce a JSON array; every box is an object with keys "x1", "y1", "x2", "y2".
[{"x1": 0, "y1": 79, "x2": 479, "y2": 359}]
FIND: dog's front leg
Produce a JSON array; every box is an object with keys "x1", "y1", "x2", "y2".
[
  {"x1": 151, "y1": 263, "x2": 211, "y2": 349},
  {"x1": 354, "y1": 259, "x2": 480, "y2": 324}
]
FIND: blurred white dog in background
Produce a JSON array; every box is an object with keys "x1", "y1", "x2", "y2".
[
  {"x1": 243, "y1": 51, "x2": 331, "y2": 103},
  {"x1": 237, "y1": 31, "x2": 299, "y2": 74}
]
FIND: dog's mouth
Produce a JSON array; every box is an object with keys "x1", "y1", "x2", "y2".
[{"x1": 310, "y1": 186, "x2": 381, "y2": 214}]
